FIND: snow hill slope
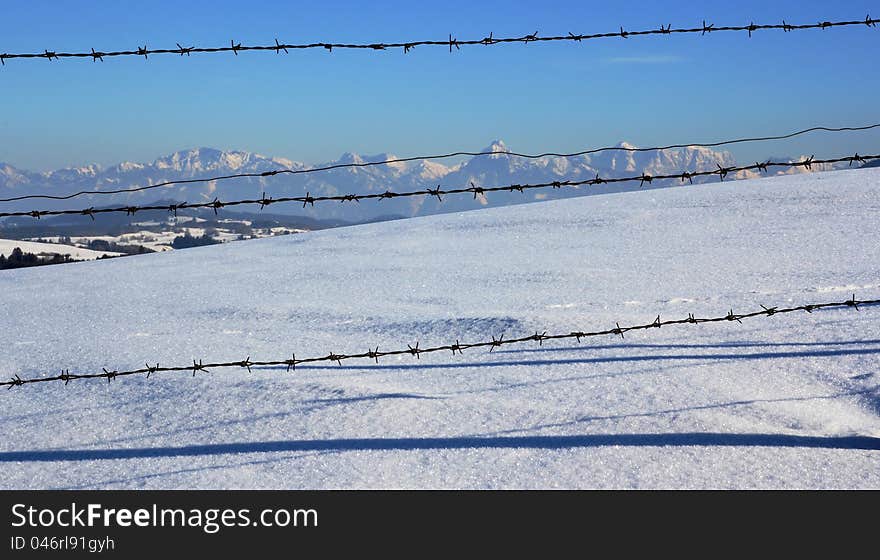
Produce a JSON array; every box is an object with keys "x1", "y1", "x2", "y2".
[{"x1": 0, "y1": 168, "x2": 878, "y2": 489}]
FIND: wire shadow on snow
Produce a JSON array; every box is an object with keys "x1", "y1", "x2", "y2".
[
  {"x1": 302, "y1": 393, "x2": 442, "y2": 405},
  {"x1": 28, "y1": 393, "x2": 444, "y2": 453},
  {"x1": 490, "y1": 338, "x2": 880, "y2": 356},
  {"x1": 2, "y1": 433, "x2": 879, "y2": 463},
  {"x1": 58, "y1": 451, "x2": 338, "y2": 490},
  {"x1": 483, "y1": 388, "x2": 880, "y2": 436},
  {"x1": 263, "y1": 346, "x2": 880, "y2": 372}
]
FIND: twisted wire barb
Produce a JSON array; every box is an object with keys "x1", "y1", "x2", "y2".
[
  {"x1": 0, "y1": 16, "x2": 876, "y2": 65},
  {"x1": 2, "y1": 123, "x2": 878, "y2": 204},
  {"x1": 1, "y1": 153, "x2": 876, "y2": 222},
  {"x1": 3, "y1": 296, "x2": 876, "y2": 390}
]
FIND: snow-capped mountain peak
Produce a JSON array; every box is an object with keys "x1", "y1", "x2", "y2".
[
  {"x1": 414, "y1": 160, "x2": 452, "y2": 180},
  {"x1": 482, "y1": 139, "x2": 511, "y2": 157},
  {"x1": 337, "y1": 152, "x2": 365, "y2": 165}
]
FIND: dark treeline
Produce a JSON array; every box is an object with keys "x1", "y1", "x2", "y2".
[
  {"x1": 85, "y1": 239, "x2": 154, "y2": 255},
  {"x1": 171, "y1": 232, "x2": 222, "y2": 249}
]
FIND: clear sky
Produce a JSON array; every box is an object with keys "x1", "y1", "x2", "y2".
[{"x1": 0, "y1": 0, "x2": 878, "y2": 171}]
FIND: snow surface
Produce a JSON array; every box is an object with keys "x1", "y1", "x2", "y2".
[
  {"x1": 0, "y1": 239, "x2": 121, "y2": 260},
  {"x1": 0, "y1": 169, "x2": 878, "y2": 489}
]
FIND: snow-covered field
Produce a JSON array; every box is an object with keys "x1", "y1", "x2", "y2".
[
  {"x1": 0, "y1": 168, "x2": 878, "y2": 489},
  {"x1": 0, "y1": 238, "x2": 121, "y2": 260}
]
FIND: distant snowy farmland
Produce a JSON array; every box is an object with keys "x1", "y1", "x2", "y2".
[{"x1": 0, "y1": 238, "x2": 122, "y2": 260}]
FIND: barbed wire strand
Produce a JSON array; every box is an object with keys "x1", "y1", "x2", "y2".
[
  {"x1": 0, "y1": 153, "x2": 876, "y2": 222},
  {"x1": 2, "y1": 123, "x2": 879, "y2": 205},
  {"x1": 1, "y1": 16, "x2": 877, "y2": 65},
  {"x1": 2, "y1": 296, "x2": 875, "y2": 390}
]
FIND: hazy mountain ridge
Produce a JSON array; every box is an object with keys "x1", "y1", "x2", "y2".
[{"x1": 0, "y1": 142, "x2": 847, "y2": 222}]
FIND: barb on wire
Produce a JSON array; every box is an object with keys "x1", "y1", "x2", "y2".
[
  {"x1": 2, "y1": 296, "x2": 876, "y2": 390},
  {"x1": 3, "y1": 122, "x2": 878, "y2": 205},
  {"x1": 0, "y1": 16, "x2": 876, "y2": 65},
  {"x1": 1, "y1": 153, "x2": 877, "y2": 222}
]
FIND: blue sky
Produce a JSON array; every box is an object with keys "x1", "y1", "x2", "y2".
[{"x1": 0, "y1": 0, "x2": 878, "y2": 170}]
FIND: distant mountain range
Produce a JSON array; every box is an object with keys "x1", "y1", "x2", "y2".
[{"x1": 0, "y1": 141, "x2": 850, "y2": 222}]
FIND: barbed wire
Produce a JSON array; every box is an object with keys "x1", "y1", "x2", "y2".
[
  {"x1": 1, "y1": 16, "x2": 877, "y2": 66},
  {"x1": 0, "y1": 153, "x2": 876, "y2": 222},
  {"x1": 3, "y1": 123, "x2": 879, "y2": 205},
  {"x1": 2, "y1": 296, "x2": 875, "y2": 390}
]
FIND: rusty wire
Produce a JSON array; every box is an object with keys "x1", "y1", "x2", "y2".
[
  {"x1": 2, "y1": 123, "x2": 879, "y2": 205},
  {"x1": 0, "y1": 153, "x2": 876, "y2": 222},
  {"x1": 0, "y1": 16, "x2": 877, "y2": 65},
  {"x1": 2, "y1": 295, "x2": 875, "y2": 390}
]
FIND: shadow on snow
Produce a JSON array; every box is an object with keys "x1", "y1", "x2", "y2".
[
  {"x1": 265, "y1": 345, "x2": 880, "y2": 372},
  {"x1": 2, "y1": 432, "x2": 879, "y2": 463}
]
